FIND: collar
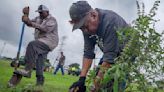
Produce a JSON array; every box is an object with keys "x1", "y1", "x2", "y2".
[
  {"x1": 40, "y1": 14, "x2": 51, "y2": 20},
  {"x1": 43, "y1": 14, "x2": 51, "y2": 20},
  {"x1": 95, "y1": 8, "x2": 104, "y2": 36}
]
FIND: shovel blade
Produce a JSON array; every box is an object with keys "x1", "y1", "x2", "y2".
[{"x1": 7, "y1": 73, "x2": 22, "y2": 88}]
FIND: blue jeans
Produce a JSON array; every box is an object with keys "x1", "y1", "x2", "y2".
[{"x1": 54, "y1": 64, "x2": 64, "y2": 75}]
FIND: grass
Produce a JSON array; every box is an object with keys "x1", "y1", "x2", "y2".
[
  {"x1": 0, "y1": 59, "x2": 163, "y2": 92},
  {"x1": 0, "y1": 59, "x2": 78, "y2": 92}
]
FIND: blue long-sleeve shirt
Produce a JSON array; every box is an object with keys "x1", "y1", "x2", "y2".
[{"x1": 83, "y1": 8, "x2": 128, "y2": 64}]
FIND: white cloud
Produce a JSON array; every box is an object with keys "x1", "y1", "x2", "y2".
[{"x1": 0, "y1": 0, "x2": 163, "y2": 68}]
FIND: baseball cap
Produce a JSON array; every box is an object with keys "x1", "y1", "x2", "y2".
[
  {"x1": 69, "y1": 1, "x2": 92, "y2": 31},
  {"x1": 35, "y1": 5, "x2": 49, "y2": 12}
]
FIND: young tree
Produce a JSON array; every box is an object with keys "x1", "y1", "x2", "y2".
[{"x1": 87, "y1": 0, "x2": 164, "y2": 92}]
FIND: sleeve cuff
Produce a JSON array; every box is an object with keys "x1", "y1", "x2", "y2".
[
  {"x1": 83, "y1": 53, "x2": 95, "y2": 59},
  {"x1": 31, "y1": 22, "x2": 40, "y2": 29},
  {"x1": 102, "y1": 52, "x2": 117, "y2": 64}
]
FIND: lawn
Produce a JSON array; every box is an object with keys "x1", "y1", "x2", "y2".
[
  {"x1": 0, "y1": 59, "x2": 78, "y2": 92},
  {"x1": 0, "y1": 59, "x2": 163, "y2": 92}
]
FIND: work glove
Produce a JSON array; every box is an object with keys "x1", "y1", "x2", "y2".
[
  {"x1": 22, "y1": 15, "x2": 32, "y2": 26},
  {"x1": 22, "y1": 6, "x2": 29, "y2": 15},
  {"x1": 69, "y1": 77, "x2": 86, "y2": 92}
]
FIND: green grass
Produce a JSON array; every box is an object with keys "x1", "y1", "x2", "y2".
[
  {"x1": 0, "y1": 59, "x2": 163, "y2": 92},
  {"x1": 0, "y1": 59, "x2": 78, "y2": 92}
]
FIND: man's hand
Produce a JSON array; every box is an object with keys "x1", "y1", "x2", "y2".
[
  {"x1": 22, "y1": 15, "x2": 32, "y2": 26},
  {"x1": 91, "y1": 62, "x2": 111, "y2": 91},
  {"x1": 69, "y1": 77, "x2": 86, "y2": 92},
  {"x1": 22, "y1": 6, "x2": 29, "y2": 15}
]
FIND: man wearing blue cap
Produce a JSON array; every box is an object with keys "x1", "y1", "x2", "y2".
[
  {"x1": 69, "y1": 1, "x2": 129, "y2": 92},
  {"x1": 8, "y1": 5, "x2": 58, "y2": 87}
]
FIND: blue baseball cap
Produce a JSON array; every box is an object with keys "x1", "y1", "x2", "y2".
[{"x1": 69, "y1": 1, "x2": 92, "y2": 31}]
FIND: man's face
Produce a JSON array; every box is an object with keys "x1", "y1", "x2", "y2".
[
  {"x1": 39, "y1": 11, "x2": 49, "y2": 19},
  {"x1": 80, "y1": 12, "x2": 99, "y2": 35}
]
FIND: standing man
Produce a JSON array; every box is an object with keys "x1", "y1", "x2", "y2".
[
  {"x1": 8, "y1": 5, "x2": 58, "y2": 87},
  {"x1": 53, "y1": 51, "x2": 65, "y2": 75},
  {"x1": 69, "y1": 1, "x2": 129, "y2": 92}
]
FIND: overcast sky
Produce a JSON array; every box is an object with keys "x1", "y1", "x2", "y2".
[{"x1": 0, "y1": 0, "x2": 163, "y2": 68}]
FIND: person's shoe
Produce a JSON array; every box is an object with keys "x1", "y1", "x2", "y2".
[
  {"x1": 7, "y1": 74, "x2": 22, "y2": 88},
  {"x1": 53, "y1": 72, "x2": 56, "y2": 75},
  {"x1": 14, "y1": 69, "x2": 31, "y2": 78},
  {"x1": 36, "y1": 76, "x2": 44, "y2": 86}
]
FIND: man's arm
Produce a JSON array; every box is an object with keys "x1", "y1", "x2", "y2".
[
  {"x1": 22, "y1": 15, "x2": 57, "y2": 33},
  {"x1": 93, "y1": 24, "x2": 119, "y2": 91},
  {"x1": 80, "y1": 58, "x2": 93, "y2": 77},
  {"x1": 69, "y1": 31, "x2": 96, "y2": 91},
  {"x1": 31, "y1": 18, "x2": 57, "y2": 32},
  {"x1": 81, "y1": 32, "x2": 96, "y2": 76},
  {"x1": 63, "y1": 56, "x2": 65, "y2": 65},
  {"x1": 97, "y1": 61, "x2": 111, "y2": 78}
]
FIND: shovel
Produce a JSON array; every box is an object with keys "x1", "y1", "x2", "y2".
[{"x1": 8, "y1": 7, "x2": 29, "y2": 88}]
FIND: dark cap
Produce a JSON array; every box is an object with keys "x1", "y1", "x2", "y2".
[
  {"x1": 35, "y1": 5, "x2": 49, "y2": 12},
  {"x1": 69, "y1": 1, "x2": 92, "y2": 31}
]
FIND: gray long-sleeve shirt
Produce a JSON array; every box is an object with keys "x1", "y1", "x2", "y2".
[
  {"x1": 83, "y1": 8, "x2": 128, "y2": 64},
  {"x1": 31, "y1": 14, "x2": 59, "y2": 51}
]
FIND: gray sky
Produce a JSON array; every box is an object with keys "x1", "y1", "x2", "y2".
[{"x1": 0, "y1": 0, "x2": 163, "y2": 68}]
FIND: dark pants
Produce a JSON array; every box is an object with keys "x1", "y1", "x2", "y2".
[
  {"x1": 24, "y1": 40, "x2": 50, "y2": 77},
  {"x1": 54, "y1": 64, "x2": 64, "y2": 75}
]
